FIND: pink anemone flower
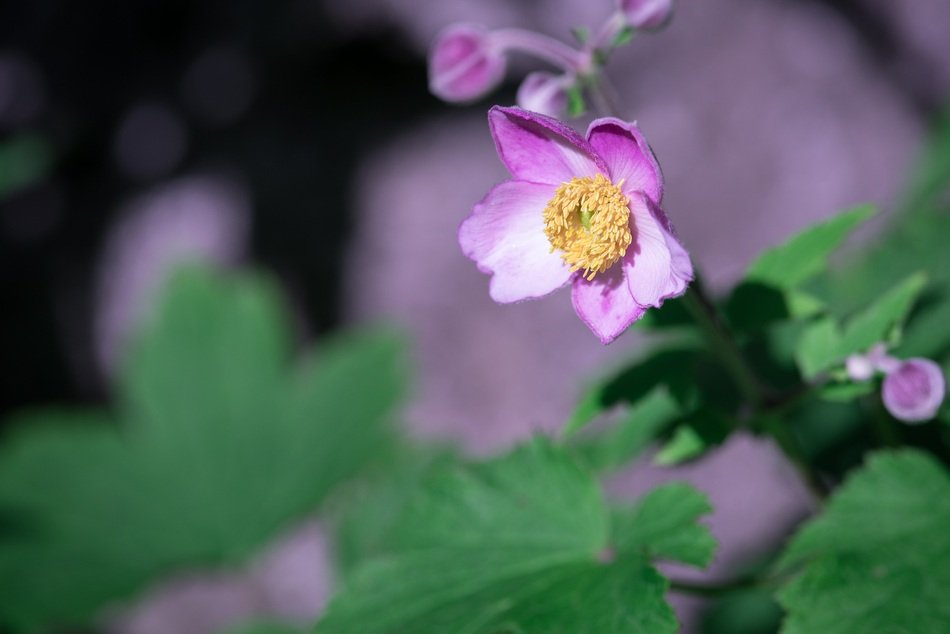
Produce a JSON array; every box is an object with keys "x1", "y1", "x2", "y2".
[{"x1": 459, "y1": 105, "x2": 693, "y2": 343}]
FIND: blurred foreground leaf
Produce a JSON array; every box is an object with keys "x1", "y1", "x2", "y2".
[
  {"x1": 0, "y1": 268, "x2": 406, "y2": 630},
  {"x1": 316, "y1": 440, "x2": 715, "y2": 634},
  {"x1": 570, "y1": 388, "x2": 681, "y2": 472},
  {"x1": 0, "y1": 134, "x2": 52, "y2": 199},
  {"x1": 777, "y1": 450, "x2": 950, "y2": 633}
]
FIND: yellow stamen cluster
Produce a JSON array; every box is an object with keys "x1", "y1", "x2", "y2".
[{"x1": 543, "y1": 174, "x2": 631, "y2": 280}]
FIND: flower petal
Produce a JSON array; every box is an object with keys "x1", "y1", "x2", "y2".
[
  {"x1": 882, "y1": 359, "x2": 946, "y2": 423},
  {"x1": 488, "y1": 106, "x2": 606, "y2": 185},
  {"x1": 572, "y1": 264, "x2": 645, "y2": 344},
  {"x1": 459, "y1": 180, "x2": 571, "y2": 303},
  {"x1": 587, "y1": 118, "x2": 663, "y2": 203},
  {"x1": 623, "y1": 194, "x2": 692, "y2": 307},
  {"x1": 428, "y1": 23, "x2": 507, "y2": 103}
]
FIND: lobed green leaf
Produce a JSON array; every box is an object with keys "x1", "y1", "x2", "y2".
[
  {"x1": 777, "y1": 450, "x2": 950, "y2": 633},
  {"x1": 317, "y1": 440, "x2": 716, "y2": 634}
]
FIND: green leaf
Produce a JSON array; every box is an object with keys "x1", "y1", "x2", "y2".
[
  {"x1": 564, "y1": 348, "x2": 701, "y2": 436},
  {"x1": 316, "y1": 440, "x2": 715, "y2": 633},
  {"x1": 635, "y1": 295, "x2": 693, "y2": 329},
  {"x1": 724, "y1": 283, "x2": 825, "y2": 333},
  {"x1": 612, "y1": 483, "x2": 716, "y2": 568},
  {"x1": 777, "y1": 450, "x2": 950, "y2": 633},
  {"x1": 837, "y1": 272, "x2": 927, "y2": 355},
  {"x1": 570, "y1": 388, "x2": 680, "y2": 472},
  {"x1": 330, "y1": 445, "x2": 459, "y2": 577},
  {"x1": 746, "y1": 205, "x2": 876, "y2": 290},
  {"x1": 654, "y1": 426, "x2": 706, "y2": 466},
  {"x1": 794, "y1": 273, "x2": 927, "y2": 378},
  {"x1": 611, "y1": 26, "x2": 635, "y2": 48},
  {"x1": 702, "y1": 587, "x2": 783, "y2": 634},
  {"x1": 567, "y1": 84, "x2": 586, "y2": 118},
  {"x1": 896, "y1": 294, "x2": 950, "y2": 358},
  {"x1": 653, "y1": 410, "x2": 733, "y2": 467},
  {"x1": 817, "y1": 381, "x2": 875, "y2": 403},
  {"x1": 0, "y1": 267, "x2": 406, "y2": 630},
  {"x1": 570, "y1": 26, "x2": 589, "y2": 44},
  {"x1": 900, "y1": 106, "x2": 950, "y2": 214},
  {"x1": 794, "y1": 318, "x2": 842, "y2": 379}
]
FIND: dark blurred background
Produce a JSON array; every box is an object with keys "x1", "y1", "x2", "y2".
[
  {"x1": 2, "y1": 0, "x2": 948, "y2": 423},
  {"x1": 0, "y1": 0, "x2": 437, "y2": 421}
]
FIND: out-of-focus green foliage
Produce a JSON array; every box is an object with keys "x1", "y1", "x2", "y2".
[
  {"x1": 329, "y1": 444, "x2": 459, "y2": 577},
  {"x1": 0, "y1": 134, "x2": 52, "y2": 200},
  {"x1": 745, "y1": 204, "x2": 876, "y2": 291},
  {"x1": 570, "y1": 388, "x2": 680, "y2": 472},
  {"x1": 316, "y1": 440, "x2": 715, "y2": 634},
  {"x1": 795, "y1": 273, "x2": 926, "y2": 379},
  {"x1": 0, "y1": 267, "x2": 407, "y2": 631},
  {"x1": 777, "y1": 450, "x2": 950, "y2": 633}
]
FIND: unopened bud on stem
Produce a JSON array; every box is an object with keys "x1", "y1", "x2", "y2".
[
  {"x1": 516, "y1": 72, "x2": 570, "y2": 118},
  {"x1": 619, "y1": 0, "x2": 674, "y2": 31},
  {"x1": 428, "y1": 24, "x2": 506, "y2": 103}
]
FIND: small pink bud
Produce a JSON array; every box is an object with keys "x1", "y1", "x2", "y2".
[
  {"x1": 516, "y1": 72, "x2": 569, "y2": 118},
  {"x1": 846, "y1": 354, "x2": 875, "y2": 382},
  {"x1": 882, "y1": 358, "x2": 946, "y2": 423},
  {"x1": 619, "y1": 0, "x2": 674, "y2": 31},
  {"x1": 846, "y1": 343, "x2": 894, "y2": 380},
  {"x1": 428, "y1": 24, "x2": 506, "y2": 103}
]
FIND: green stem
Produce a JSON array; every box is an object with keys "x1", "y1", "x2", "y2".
[
  {"x1": 681, "y1": 283, "x2": 829, "y2": 501},
  {"x1": 682, "y1": 284, "x2": 766, "y2": 407}
]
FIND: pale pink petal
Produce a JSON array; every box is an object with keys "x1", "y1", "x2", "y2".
[
  {"x1": 650, "y1": 198, "x2": 693, "y2": 296},
  {"x1": 623, "y1": 194, "x2": 691, "y2": 307},
  {"x1": 488, "y1": 106, "x2": 606, "y2": 185},
  {"x1": 571, "y1": 264, "x2": 645, "y2": 344},
  {"x1": 586, "y1": 118, "x2": 663, "y2": 203},
  {"x1": 458, "y1": 180, "x2": 571, "y2": 303}
]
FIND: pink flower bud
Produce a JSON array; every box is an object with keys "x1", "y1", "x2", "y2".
[
  {"x1": 516, "y1": 72, "x2": 569, "y2": 118},
  {"x1": 846, "y1": 343, "x2": 893, "y2": 381},
  {"x1": 619, "y1": 0, "x2": 674, "y2": 31},
  {"x1": 882, "y1": 358, "x2": 946, "y2": 423},
  {"x1": 845, "y1": 353, "x2": 875, "y2": 382},
  {"x1": 428, "y1": 24, "x2": 506, "y2": 103}
]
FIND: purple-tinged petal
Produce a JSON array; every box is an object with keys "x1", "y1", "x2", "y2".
[
  {"x1": 516, "y1": 71, "x2": 569, "y2": 119},
  {"x1": 572, "y1": 264, "x2": 645, "y2": 344},
  {"x1": 459, "y1": 180, "x2": 571, "y2": 303},
  {"x1": 623, "y1": 194, "x2": 691, "y2": 307},
  {"x1": 488, "y1": 106, "x2": 607, "y2": 185},
  {"x1": 587, "y1": 118, "x2": 663, "y2": 203},
  {"x1": 882, "y1": 358, "x2": 946, "y2": 423},
  {"x1": 619, "y1": 0, "x2": 675, "y2": 31},
  {"x1": 428, "y1": 24, "x2": 506, "y2": 103},
  {"x1": 659, "y1": 216, "x2": 693, "y2": 297}
]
